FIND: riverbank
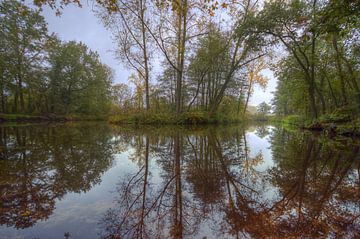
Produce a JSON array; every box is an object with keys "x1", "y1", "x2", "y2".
[
  {"x1": 0, "y1": 114, "x2": 107, "y2": 123},
  {"x1": 282, "y1": 114, "x2": 360, "y2": 137}
]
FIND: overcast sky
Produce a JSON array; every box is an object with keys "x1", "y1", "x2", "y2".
[{"x1": 41, "y1": 2, "x2": 277, "y2": 106}]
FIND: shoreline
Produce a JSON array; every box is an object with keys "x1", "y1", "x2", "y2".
[
  {"x1": 1, "y1": 113, "x2": 359, "y2": 138},
  {"x1": 0, "y1": 114, "x2": 106, "y2": 123}
]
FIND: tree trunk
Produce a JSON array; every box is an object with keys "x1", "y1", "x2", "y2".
[
  {"x1": 332, "y1": 34, "x2": 347, "y2": 105},
  {"x1": 308, "y1": 80, "x2": 318, "y2": 119},
  {"x1": 172, "y1": 131, "x2": 183, "y2": 238},
  {"x1": 175, "y1": 0, "x2": 187, "y2": 116},
  {"x1": 243, "y1": 80, "x2": 253, "y2": 115},
  {"x1": 140, "y1": 0, "x2": 150, "y2": 111}
]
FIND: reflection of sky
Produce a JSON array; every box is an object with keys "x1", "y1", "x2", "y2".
[
  {"x1": 246, "y1": 126, "x2": 280, "y2": 204},
  {"x1": 246, "y1": 130, "x2": 274, "y2": 172},
  {"x1": 1, "y1": 124, "x2": 358, "y2": 238},
  {"x1": 0, "y1": 125, "x2": 278, "y2": 238},
  {"x1": 0, "y1": 152, "x2": 137, "y2": 239},
  {"x1": 0, "y1": 126, "x2": 282, "y2": 239}
]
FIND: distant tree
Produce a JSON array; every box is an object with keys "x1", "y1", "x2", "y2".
[
  {"x1": 257, "y1": 102, "x2": 271, "y2": 116},
  {"x1": 111, "y1": 83, "x2": 132, "y2": 109}
]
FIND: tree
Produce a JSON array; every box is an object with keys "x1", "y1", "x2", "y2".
[
  {"x1": 48, "y1": 41, "x2": 112, "y2": 115},
  {"x1": 186, "y1": 25, "x2": 231, "y2": 111},
  {"x1": 111, "y1": 83, "x2": 132, "y2": 109},
  {"x1": 257, "y1": 102, "x2": 271, "y2": 116},
  {"x1": 242, "y1": 58, "x2": 268, "y2": 115},
  {"x1": 98, "y1": 0, "x2": 152, "y2": 110},
  {"x1": 207, "y1": 0, "x2": 268, "y2": 115},
  {"x1": 0, "y1": 0, "x2": 48, "y2": 113}
]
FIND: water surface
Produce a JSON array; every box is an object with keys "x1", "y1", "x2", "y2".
[{"x1": 0, "y1": 123, "x2": 359, "y2": 238}]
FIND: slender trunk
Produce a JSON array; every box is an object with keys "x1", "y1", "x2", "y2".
[
  {"x1": 175, "y1": 10, "x2": 182, "y2": 116},
  {"x1": 188, "y1": 74, "x2": 206, "y2": 111},
  {"x1": 173, "y1": 132, "x2": 183, "y2": 238},
  {"x1": 175, "y1": 0, "x2": 187, "y2": 116},
  {"x1": 324, "y1": 71, "x2": 338, "y2": 108},
  {"x1": 332, "y1": 34, "x2": 347, "y2": 105},
  {"x1": 139, "y1": 136, "x2": 149, "y2": 237},
  {"x1": 341, "y1": 55, "x2": 360, "y2": 106},
  {"x1": 243, "y1": 80, "x2": 252, "y2": 115},
  {"x1": 0, "y1": 78, "x2": 5, "y2": 113},
  {"x1": 237, "y1": 84, "x2": 244, "y2": 115},
  {"x1": 314, "y1": 84, "x2": 326, "y2": 114},
  {"x1": 20, "y1": 80, "x2": 24, "y2": 112},
  {"x1": 14, "y1": 84, "x2": 18, "y2": 113},
  {"x1": 140, "y1": 0, "x2": 150, "y2": 111},
  {"x1": 308, "y1": 79, "x2": 318, "y2": 119},
  {"x1": 309, "y1": 1, "x2": 318, "y2": 118}
]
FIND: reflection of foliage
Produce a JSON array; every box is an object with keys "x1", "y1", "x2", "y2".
[
  {"x1": 100, "y1": 126, "x2": 266, "y2": 238},
  {"x1": 100, "y1": 125, "x2": 360, "y2": 238},
  {"x1": 255, "y1": 124, "x2": 270, "y2": 138},
  {"x1": 268, "y1": 127, "x2": 360, "y2": 238},
  {"x1": 0, "y1": 123, "x2": 114, "y2": 229}
]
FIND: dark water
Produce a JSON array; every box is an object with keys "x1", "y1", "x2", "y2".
[{"x1": 0, "y1": 123, "x2": 359, "y2": 239}]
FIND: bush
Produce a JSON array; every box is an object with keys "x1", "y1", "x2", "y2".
[
  {"x1": 318, "y1": 113, "x2": 351, "y2": 123},
  {"x1": 282, "y1": 115, "x2": 307, "y2": 126},
  {"x1": 180, "y1": 112, "x2": 208, "y2": 124}
]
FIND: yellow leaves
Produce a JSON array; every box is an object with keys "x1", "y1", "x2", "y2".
[{"x1": 247, "y1": 58, "x2": 269, "y2": 90}]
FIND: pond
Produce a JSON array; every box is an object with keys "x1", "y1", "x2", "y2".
[{"x1": 0, "y1": 122, "x2": 359, "y2": 238}]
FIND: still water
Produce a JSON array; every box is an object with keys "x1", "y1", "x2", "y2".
[{"x1": 0, "y1": 122, "x2": 359, "y2": 239}]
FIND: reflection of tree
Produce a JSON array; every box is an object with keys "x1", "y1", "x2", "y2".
[
  {"x1": 99, "y1": 125, "x2": 360, "y2": 238},
  {"x1": 268, "y1": 128, "x2": 360, "y2": 238},
  {"x1": 255, "y1": 124, "x2": 270, "y2": 138},
  {"x1": 100, "y1": 126, "x2": 265, "y2": 238},
  {"x1": 100, "y1": 129, "x2": 207, "y2": 239},
  {"x1": 185, "y1": 134, "x2": 224, "y2": 205},
  {"x1": 0, "y1": 123, "x2": 114, "y2": 229},
  {"x1": 100, "y1": 135, "x2": 152, "y2": 239}
]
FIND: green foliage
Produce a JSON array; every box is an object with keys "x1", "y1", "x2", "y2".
[
  {"x1": 318, "y1": 113, "x2": 351, "y2": 124},
  {"x1": 257, "y1": 102, "x2": 271, "y2": 115},
  {"x1": 48, "y1": 41, "x2": 112, "y2": 115},
  {"x1": 0, "y1": 113, "x2": 107, "y2": 122},
  {"x1": 180, "y1": 112, "x2": 208, "y2": 125},
  {"x1": 108, "y1": 110, "x2": 244, "y2": 125},
  {"x1": 282, "y1": 115, "x2": 308, "y2": 127},
  {"x1": 267, "y1": 0, "x2": 360, "y2": 123},
  {"x1": 0, "y1": 0, "x2": 112, "y2": 117}
]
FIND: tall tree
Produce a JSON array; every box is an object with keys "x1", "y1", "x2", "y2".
[
  {"x1": 98, "y1": 0, "x2": 152, "y2": 110},
  {"x1": 0, "y1": 0, "x2": 48, "y2": 113}
]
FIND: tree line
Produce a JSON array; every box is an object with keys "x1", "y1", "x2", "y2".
[
  {"x1": 99, "y1": 0, "x2": 359, "y2": 120},
  {"x1": 267, "y1": 0, "x2": 359, "y2": 119},
  {"x1": 98, "y1": 0, "x2": 270, "y2": 118},
  {"x1": 2, "y1": 0, "x2": 358, "y2": 120},
  {"x1": 0, "y1": 0, "x2": 112, "y2": 115}
]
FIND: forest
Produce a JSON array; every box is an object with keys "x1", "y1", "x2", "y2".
[{"x1": 0, "y1": 0, "x2": 359, "y2": 129}]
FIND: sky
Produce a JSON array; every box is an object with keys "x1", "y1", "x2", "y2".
[{"x1": 41, "y1": 2, "x2": 277, "y2": 106}]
